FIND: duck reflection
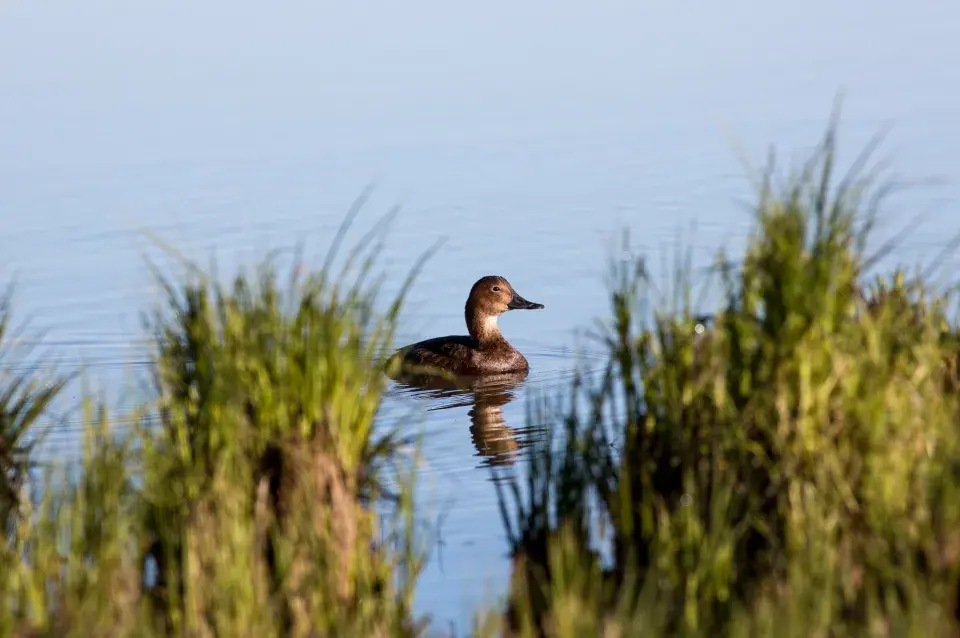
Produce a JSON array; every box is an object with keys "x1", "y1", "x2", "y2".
[{"x1": 391, "y1": 370, "x2": 536, "y2": 468}]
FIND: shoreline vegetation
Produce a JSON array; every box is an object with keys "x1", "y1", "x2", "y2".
[{"x1": 4, "y1": 119, "x2": 960, "y2": 637}]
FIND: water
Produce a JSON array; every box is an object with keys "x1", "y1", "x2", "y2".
[{"x1": 3, "y1": 0, "x2": 960, "y2": 631}]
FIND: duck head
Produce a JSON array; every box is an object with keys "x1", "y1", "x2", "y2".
[
  {"x1": 465, "y1": 275, "x2": 543, "y2": 342},
  {"x1": 467, "y1": 275, "x2": 543, "y2": 315}
]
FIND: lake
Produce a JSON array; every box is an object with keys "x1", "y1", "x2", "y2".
[{"x1": 2, "y1": 0, "x2": 960, "y2": 632}]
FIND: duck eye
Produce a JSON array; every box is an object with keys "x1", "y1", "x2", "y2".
[{"x1": 492, "y1": 286, "x2": 501, "y2": 292}]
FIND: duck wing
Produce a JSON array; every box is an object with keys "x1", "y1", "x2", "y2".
[
  {"x1": 401, "y1": 335, "x2": 477, "y2": 360},
  {"x1": 396, "y1": 335, "x2": 479, "y2": 374}
]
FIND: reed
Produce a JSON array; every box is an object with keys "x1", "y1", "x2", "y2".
[
  {"x1": 493, "y1": 119, "x2": 960, "y2": 637},
  {"x1": 1, "y1": 210, "x2": 434, "y2": 637},
  {"x1": 0, "y1": 285, "x2": 70, "y2": 538}
]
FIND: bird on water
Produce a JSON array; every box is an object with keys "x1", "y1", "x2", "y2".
[{"x1": 389, "y1": 275, "x2": 544, "y2": 377}]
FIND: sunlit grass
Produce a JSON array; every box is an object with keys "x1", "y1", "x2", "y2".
[
  {"x1": 1, "y1": 209, "x2": 435, "y2": 637},
  {"x1": 492, "y1": 118, "x2": 960, "y2": 637},
  {"x1": 0, "y1": 285, "x2": 71, "y2": 538}
]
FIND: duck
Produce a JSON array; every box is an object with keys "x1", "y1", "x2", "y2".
[{"x1": 389, "y1": 275, "x2": 544, "y2": 377}]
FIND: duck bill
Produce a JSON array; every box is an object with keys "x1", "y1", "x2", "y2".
[{"x1": 507, "y1": 290, "x2": 544, "y2": 310}]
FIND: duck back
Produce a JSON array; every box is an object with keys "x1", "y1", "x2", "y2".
[{"x1": 397, "y1": 335, "x2": 528, "y2": 376}]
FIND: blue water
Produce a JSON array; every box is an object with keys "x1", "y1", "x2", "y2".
[{"x1": 2, "y1": 0, "x2": 960, "y2": 631}]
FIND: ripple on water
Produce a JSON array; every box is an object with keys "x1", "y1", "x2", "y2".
[{"x1": 381, "y1": 345, "x2": 604, "y2": 466}]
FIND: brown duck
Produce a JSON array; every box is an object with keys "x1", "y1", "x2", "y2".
[{"x1": 390, "y1": 275, "x2": 544, "y2": 376}]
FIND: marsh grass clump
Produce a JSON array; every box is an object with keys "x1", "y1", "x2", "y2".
[
  {"x1": 2, "y1": 212, "x2": 433, "y2": 637},
  {"x1": 496, "y1": 121, "x2": 960, "y2": 637},
  {"x1": 140, "y1": 241, "x2": 427, "y2": 637},
  {"x1": 0, "y1": 286, "x2": 70, "y2": 537},
  {"x1": 1, "y1": 402, "x2": 144, "y2": 638}
]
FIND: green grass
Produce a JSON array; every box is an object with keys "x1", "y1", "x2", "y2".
[
  {"x1": 4, "y1": 116, "x2": 960, "y2": 637},
  {"x1": 492, "y1": 120, "x2": 960, "y2": 637},
  {"x1": 0, "y1": 284, "x2": 71, "y2": 538},
  {"x1": 1, "y1": 211, "x2": 434, "y2": 637}
]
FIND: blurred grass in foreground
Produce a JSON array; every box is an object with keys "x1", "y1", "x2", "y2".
[
  {"x1": 3, "y1": 117, "x2": 960, "y2": 637},
  {"x1": 0, "y1": 284, "x2": 71, "y2": 539},
  {"x1": 1, "y1": 210, "x2": 433, "y2": 637},
  {"x1": 490, "y1": 119, "x2": 960, "y2": 638}
]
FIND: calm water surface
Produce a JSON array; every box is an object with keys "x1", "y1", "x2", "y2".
[{"x1": 3, "y1": 0, "x2": 960, "y2": 632}]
